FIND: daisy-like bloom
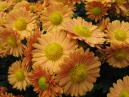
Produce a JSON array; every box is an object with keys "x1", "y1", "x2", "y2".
[
  {"x1": 0, "y1": 28, "x2": 25, "y2": 57},
  {"x1": 113, "y1": 0, "x2": 129, "y2": 16},
  {"x1": 48, "y1": 0, "x2": 82, "y2": 7},
  {"x1": 106, "y1": 20, "x2": 129, "y2": 45},
  {"x1": 13, "y1": 1, "x2": 30, "y2": 11},
  {"x1": 32, "y1": 31, "x2": 77, "y2": 73},
  {"x1": 23, "y1": 30, "x2": 41, "y2": 69},
  {"x1": 29, "y1": 66, "x2": 62, "y2": 97},
  {"x1": 41, "y1": 3, "x2": 73, "y2": 32},
  {"x1": 6, "y1": 8, "x2": 36, "y2": 39},
  {"x1": 8, "y1": 61, "x2": 30, "y2": 91},
  {"x1": 0, "y1": 92, "x2": 15, "y2": 97},
  {"x1": 104, "y1": 44, "x2": 129, "y2": 68},
  {"x1": 0, "y1": 1, "x2": 10, "y2": 12},
  {"x1": 107, "y1": 76, "x2": 129, "y2": 97},
  {"x1": 58, "y1": 49, "x2": 101, "y2": 96},
  {"x1": 63, "y1": 17, "x2": 105, "y2": 47},
  {"x1": 86, "y1": 1, "x2": 108, "y2": 21},
  {"x1": 85, "y1": 0, "x2": 112, "y2": 3},
  {"x1": 0, "y1": 12, "x2": 6, "y2": 26}
]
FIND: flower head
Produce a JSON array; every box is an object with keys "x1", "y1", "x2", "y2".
[
  {"x1": 8, "y1": 61, "x2": 30, "y2": 91},
  {"x1": 42, "y1": 3, "x2": 72, "y2": 32},
  {"x1": 104, "y1": 44, "x2": 129, "y2": 68},
  {"x1": 29, "y1": 66, "x2": 62, "y2": 97},
  {"x1": 107, "y1": 76, "x2": 129, "y2": 97},
  {"x1": 58, "y1": 49, "x2": 101, "y2": 96},
  {"x1": 6, "y1": 8, "x2": 36, "y2": 39},
  {"x1": 86, "y1": 1, "x2": 108, "y2": 21},
  {"x1": 32, "y1": 31, "x2": 77, "y2": 73},
  {"x1": 107, "y1": 20, "x2": 129, "y2": 45},
  {"x1": 63, "y1": 17, "x2": 105, "y2": 47},
  {"x1": 0, "y1": 28, "x2": 25, "y2": 57}
]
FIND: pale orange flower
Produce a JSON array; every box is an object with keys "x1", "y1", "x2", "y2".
[
  {"x1": 58, "y1": 49, "x2": 101, "y2": 96},
  {"x1": 107, "y1": 76, "x2": 129, "y2": 97},
  {"x1": 63, "y1": 17, "x2": 105, "y2": 47}
]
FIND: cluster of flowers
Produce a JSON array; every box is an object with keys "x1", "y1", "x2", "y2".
[{"x1": 0, "y1": 0, "x2": 129, "y2": 97}]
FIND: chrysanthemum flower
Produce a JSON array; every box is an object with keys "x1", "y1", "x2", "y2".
[
  {"x1": 32, "y1": 31, "x2": 77, "y2": 73},
  {"x1": 6, "y1": 8, "x2": 36, "y2": 39},
  {"x1": 104, "y1": 44, "x2": 129, "y2": 68},
  {"x1": 23, "y1": 30, "x2": 41, "y2": 69},
  {"x1": 58, "y1": 49, "x2": 101, "y2": 96},
  {"x1": 41, "y1": 3, "x2": 72, "y2": 32},
  {"x1": 29, "y1": 66, "x2": 62, "y2": 97},
  {"x1": 49, "y1": 0, "x2": 82, "y2": 7},
  {"x1": 106, "y1": 20, "x2": 129, "y2": 45},
  {"x1": 85, "y1": 0, "x2": 112, "y2": 3},
  {"x1": 0, "y1": 1, "x2": 10, "y2": 12},
  {"x1": 107, "y1": 76, "x2": 129, "y2": 97},
  {"x1": 8, "y1": 61, "x2": 30, "y2": 91},
  {"x1": 0, "y1": 92, "x2": 15, "y2": 97},
  {"x1": 113, "y1": 0, "x2": 129, "y2": 16},
  {"x1": 86, "y1": 1, "x2": 108, "y2": 21},
  {"x1": 13, "y1": 1, "x2": 30, "y2": 11},
  {"x1": 0, "y1": 12, "x2": 6, "y2": 26},
  {"x1": 0, "y1": 28, "x2": 25, "y2": 57},
  {"x1": 63, "y1": 17, "x2": 105, "y2": 47}
]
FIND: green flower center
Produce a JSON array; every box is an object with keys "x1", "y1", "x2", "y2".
[
  {"x1": 38, "y1": 77, "x2": 48, "y2": 90},
  {"x1": 13, "y1": 18, "x2": 27, "y2": 31},
  {"x1": 114, "y1": 29, "x2": 127, "y2": 41},
  {"x1": 70, "y1": 64, "x2": 87, "y2": 83},
  {"x1": 114, "y1": 50, "x2": 128, "y2": 61},
  {"x1": 92, "y1": 7, "x2": 102, "y2": 15},
  {"x1": 0, "y1": 2, "x2": 7, "y2": 12},
  {"x1": 45, "y1": 43, "x2": 63, "y2": 61},
  {"x1": 120, "y1": 90, "x2": 129, "y2": 97},
  {"x1": 49, "y1": 11, "x2": 63, "y2": 25},
  {"x1": 7, "y1": 36, "x2": 16, "y2": 47},
  {"x1": 15, "y1": 70, "x2": 25, "y2": 81},
  {"x1": 73, "y1": 25, "x2": 92, "y2": 38}
]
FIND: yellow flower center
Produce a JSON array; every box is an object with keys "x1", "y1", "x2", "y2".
[
  {"x1": 70, "y1": 64, "x2": 87, "y2": 83},
  {"x1": 114, "y1": 29, "x2": 127, "y2": 41},
  {"x1": 49, "y1": 11, "x2": 63, "y2": 25},
  {"x1": 73, "y1": 25, "x2": 92, "y2": 38},
  {"x1": 14, "y1": 18, "x2": 27, "y2": 31},
  {"x1": 92, "y1": 7, "x2": 102, "y2": 15},
  {"x1": 0, "y1": 2, "x2": 7, "y2": 12},
  {"x1": 38, "y1": 77, "x2": 48, "y2": 90},
  {"x1": 120, "y1": 90, "x2": 129, "y2": 97},
  {"x1": 114, "y1": 49, "x2": 128, "y2": 61},
  {"x1": 15, "y1": 70, "x2": 25, "y2": 81},
  {"x1": 7, "y1": 36, "x2": 16, "y2": 47},
  {"x1": 45, "y1": 43, "x2": 63, "y2": 61}
]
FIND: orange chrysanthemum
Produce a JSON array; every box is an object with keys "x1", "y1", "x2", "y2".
[
  {"x1": 107, "y1": 76, "x2": 129, "y2": 97},
  {"x1": 0, "y1": 92, "x2": 15, "y2": 97},
  {"x1": 106, "y1": 20, "x2": 129, "y2": 45},
  {"x1": 6, "y1": 8, "x2": 36, "y2": 39},
  {"x1": 104, "y1": 44, "x2": 129, "y2": 68},
  {"x1": 63, "y1": 17, "x2": 105, "y2": 47},
  {"x1": 8, "y1": 61, "x2": 30, "y2": 91},
  {"x1": 29, "y1": 66, "x2": 62, "y2": 97},
  {"x1": 58, "y1": 49, "x2": 101, "y2": 96},
  {"x1": 32, "y1": 31, "x2": 77, "y2": 73},
  {"x1": 41, "y1": 3, "x2": 72, "y2": 32},
  {"x1": 0, "y1": 28, "x2": 25, "y2": 57},
  {"x1": 86, "y1": 1, "x2": 108, "y2": 21}
]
